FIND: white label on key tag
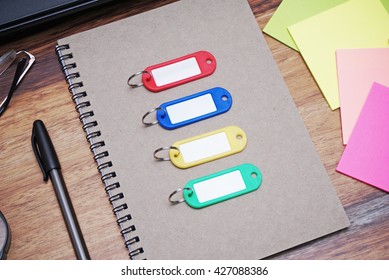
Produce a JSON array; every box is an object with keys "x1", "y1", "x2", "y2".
[
  {"x1": 151, "y1": 57, "x2": 201, "y2": 87},
  {"x1": 179, "y1": 132, "x2": 231, "y2": 163},
  {"x1": 166, "y1": 94, "x2": 217, "y2": 124},
  {"x1": 193, "y1": 170, "x2": 246, "y2": 203}
]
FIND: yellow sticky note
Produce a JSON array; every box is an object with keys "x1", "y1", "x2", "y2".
[{"x1": 288, "y1": 0, "x2": 389, "y2": 110}]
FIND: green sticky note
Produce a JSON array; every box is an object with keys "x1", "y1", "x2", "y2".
[
  {"x1": 382, "y1": 0, "x2": 389, "y2": 13},
  {"x1": 288, "y1": 0, "x2": 389, "y2": 110},
  {"x1": 263, "y1": 0, "x2": 347, "y2": 51}
]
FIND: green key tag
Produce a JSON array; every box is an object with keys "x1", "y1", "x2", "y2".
[{"x1": 169, "y1": 164, "x2": 262, "y2": 209}]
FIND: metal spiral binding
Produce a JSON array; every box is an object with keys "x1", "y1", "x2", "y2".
[
  {"x1": 121, "y1": 225, "x2": 136, "y2": 235},
  {"x1": 93, "y1": 151, "x2": 108, "y2": 161},
  {"x1": 55, "y1": 44, "x2": 143, "y2": 259},
  {"x1": 83, "y1": 121, "x2": 98, "y2": 131},
  {"x1": 105, "y1": 182, "x2": 120, "y2": 193}
]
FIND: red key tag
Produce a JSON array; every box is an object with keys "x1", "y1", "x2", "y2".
[{"x1": 127, "y1": 51, "x2": 216, "y2": 92}]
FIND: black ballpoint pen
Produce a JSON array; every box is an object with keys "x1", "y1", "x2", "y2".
[{"x1": 32, "y1": 120, "x2": 91, "y2": 260}]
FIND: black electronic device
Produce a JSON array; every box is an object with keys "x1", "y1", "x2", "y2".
[{"x1": 0, "y1": 0, "x2": 115, "y2": 39}]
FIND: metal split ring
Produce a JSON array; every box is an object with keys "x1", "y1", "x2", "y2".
[
  {"x1": 168, "y1": 187, "x2": 193, "y2": 205},
  {"x1": 127, "y1": 70, "x2": 151, "y2": 88},
  {"x1": 142, "y1": 107, "x2": 167, "y2": 126},
  {"x1": 153, "y1": 146, "x2": 180, "y2": 161}
]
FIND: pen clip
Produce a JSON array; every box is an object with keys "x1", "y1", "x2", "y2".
[{"x1": 31, "y1": 125, "x2": 49, "y2": 181}]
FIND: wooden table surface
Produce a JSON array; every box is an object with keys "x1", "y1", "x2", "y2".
[{"x1": 0, "y1": 0, "x2": 387, "y2": 260}]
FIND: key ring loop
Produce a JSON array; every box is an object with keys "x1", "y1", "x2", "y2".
[
  {"x1": 169, "y1": 187, "x2": 193, "y2": 205},
  {"x1": 153, "y1": 146, "x2": 180, "y2": 161},
  {"x1": 142, "y1": 107, "x2": 167, "y2": 126},
  {"x1": 127, "y1": 70, "x2": 151, "y2": 88}
]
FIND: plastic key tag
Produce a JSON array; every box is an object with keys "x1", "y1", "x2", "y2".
[
  {"x1": 169, "y1": 163, "x2": 262, "y2": 209},
  {"x1": 153, "y1": 126, "x2": 247, "y2": 169},
  {"x1": 127, "y1": 51, "x2": 216, "y2": 92},
  {"x1": 142, "y1": 87, "x2": 232, "y2": 129}
]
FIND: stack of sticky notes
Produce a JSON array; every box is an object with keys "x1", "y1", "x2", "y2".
[{"x1": 264, "y1": 0, "x2": 389, "y2": 192}]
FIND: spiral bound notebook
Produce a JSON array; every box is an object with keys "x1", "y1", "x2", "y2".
[{"x1": 55, "y1": 0, "x2": 349, "y2": 259}]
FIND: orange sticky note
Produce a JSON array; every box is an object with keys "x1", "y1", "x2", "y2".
[{"x1": 336, "y1": 48, "x2": 389, "y2": 144}]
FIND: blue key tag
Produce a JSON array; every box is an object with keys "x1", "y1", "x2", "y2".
[
  {"x1": 142, "y1": 87, "x2": 232, "y2": 130},
  {"x1": 168, "y1": 164, "x2": 262, "y2": 209}
]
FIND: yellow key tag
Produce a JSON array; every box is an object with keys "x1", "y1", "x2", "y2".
[{"x1": 153, "y1": 126, "x2": 247, "y2": 168}]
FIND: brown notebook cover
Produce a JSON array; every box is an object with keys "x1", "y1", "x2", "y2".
[{"x1": 56, "y1": 0, "x2": 349, "y2": 259}]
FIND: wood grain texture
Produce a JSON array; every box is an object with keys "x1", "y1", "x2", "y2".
[{"x1": 0, "y1": 0, "x2": 387, "y2": 260}]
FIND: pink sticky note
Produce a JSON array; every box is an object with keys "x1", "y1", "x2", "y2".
[
  {"x1": 336, "y1": 48, "x2": 389, "y2": 144},
  {"x1": 337, "y1": 83, "x2": 389, "y2": 192}
]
